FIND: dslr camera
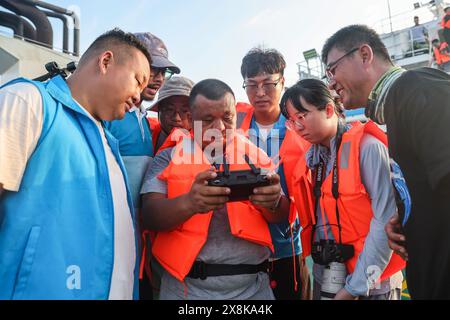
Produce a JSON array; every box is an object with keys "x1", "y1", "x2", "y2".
[
  {"x1": 208, "y1": 154, "x2": 270, "y2": 202},
  {"x1": 311, "y1": 239, "x2": 354, "y2": 266}
]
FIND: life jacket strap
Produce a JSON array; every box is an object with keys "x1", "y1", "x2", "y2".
[{"x1": 186, "y1": 260, "x2": 270, "y2": 280}]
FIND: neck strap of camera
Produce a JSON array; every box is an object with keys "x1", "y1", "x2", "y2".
[{"x1": 312, "y1": 122, "x2": 345, "y2": 245}]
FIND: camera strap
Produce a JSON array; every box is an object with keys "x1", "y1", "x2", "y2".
[
  {"x1": 311, "y1": 160, "x2": 325, "y2": 249},
  {"x1": 332, "y1": 122, "x2": 344, "y2": 244},
  {"x1": 311, "y1": 122, "x2": 345, "y2": 246}
]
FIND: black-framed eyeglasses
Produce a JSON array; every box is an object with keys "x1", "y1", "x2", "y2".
[
  {"x1": 324, "y1": 47, "x2": 359, "y2": 82},
  {"x1": 152, "y1": 67, "x2": 175, "y2": 80},
  {"x1": 242, "y1": 77, "x2": 283, "y2": 93}
]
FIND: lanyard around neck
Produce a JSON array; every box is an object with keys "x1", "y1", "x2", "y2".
[{"x1": 312, "y1": 122, "x2": 345, "y2": 244}]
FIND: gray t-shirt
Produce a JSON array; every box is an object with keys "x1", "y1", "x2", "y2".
[{"x1": 141, "y1": 147, "x2": 274, "y2": 300}]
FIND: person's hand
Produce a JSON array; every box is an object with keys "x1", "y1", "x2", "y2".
[
  {"x1": 249, "y1": 173, "x2": 282, "y2": 211},
  {"x1": 385, "y1": 214, "x2": 408, "y2": 261},
  {"x1": 334, "y1": 288, "x2": 357, "y2": 300},
  {"x1": 185, "y1": 168, "x2": 230, "y2": 214}
]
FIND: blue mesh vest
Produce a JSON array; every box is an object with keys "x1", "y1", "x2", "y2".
[{"x1": 0, "y1": 76, "x2": 138, "y2": 299}]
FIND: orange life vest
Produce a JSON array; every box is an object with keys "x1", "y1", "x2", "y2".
[
  {"x1": 140, "y1": 119, "x2": 184, "y2": 281},
  {"x1": 151, "y1": 132, "x2": 275, "y2": 282},
  {"x1": 139, "y1": 116, "x2": 159, "y2": 280},
  {"x1": 235, "y1": 102, "x2": 310, "y2": 225},
  {"x1": 147, "y1": 117, "x2": 161, "y2": 152},
  {"x1": 434, "y1": 42, "x2": 450, "y2": 65},
  {"x1": 442, "y1": 14, "x2": 450, "y2": 29},
  {"x1": 291, "y1": 160, "x2": 315, "y2": 259},
  {"x1": 293, "y1": 121, "x2": 405, "y2": 280},
  {"x1": 147, "y1": 117, "x2": 183, "y2": 155}
]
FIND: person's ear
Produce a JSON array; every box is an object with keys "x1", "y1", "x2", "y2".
[
  {"x1": 98, "y1": 51, "x2": 114, "y2": 74},
  {"x1": 325, "y1": 102, "x2": 335, "y2": 119},
  {"x1": 360, "y1": 45, "x2": 374, "y2": 65}
]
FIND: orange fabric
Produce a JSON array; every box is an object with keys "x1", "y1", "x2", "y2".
[
  {"x1": 235, "y1": 102, "x2": 256, "y2": 131},
  {"x1": 139, "y1": 127, "x2": 192, "y2": 281},
  {"x1": 235, "y1": 102, "x2": 310, "y2": 226},
  {"x1": 156, "y1": 128, "x2": 189, "y2": 154},
  {"x1": 442, "y1": 14, "x2": 450, "y2": 29},
  {"x1": 147, "y1": 117, "x2": 161, "y2": 152},
  {"x1": 139, "y1": 230, "x2": 152, "y2": 280},
  {"x1": 147, "y1": 117, "x2": 187, "y2": 155},
  {"x1": 434, "y1": 42, "x2": 450, "y2": 65},
  {"x1": 279, "y1": 127, "x2": 310, "y2": 224},
  {"x1": 151, "y1": 133, "x2": 275, "y2": 282},
  {"x1": 140, "y1": 117, "x2": 161, "y2": 281},
  {"x1": 291, "y1": 163, "x2": 315, "y2": 258},
  {"x1": 140, "y1": 117, "x2": 170, "y2": 281},
  {"x1": 235, "y1": 102, "x2": 310, "y2": 292},
  {"x1": 293, "y1": 121, "x2": 405, "y2": 280}
]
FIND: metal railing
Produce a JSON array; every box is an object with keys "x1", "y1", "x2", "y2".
[
  {"x1": 297, "y1": 57, "x2": 325, "y2": 81},
  {"x1": 0, "y1": 0, "x2": 80, "y2": 56},
  {"x1": 382, "y1": 28, "x2": 432, "y2": 62}
]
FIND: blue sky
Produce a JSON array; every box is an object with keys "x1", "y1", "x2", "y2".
[{"x1": 7, "y1": 0, "x2": 440, "y2": 101}]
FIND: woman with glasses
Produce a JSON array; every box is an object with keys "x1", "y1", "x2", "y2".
[{"x1": 280, "y1": 78, "x2": 404, "y2": 300}]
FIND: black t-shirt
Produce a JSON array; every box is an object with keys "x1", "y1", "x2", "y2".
[{"x1": 383, "y1": 67, "x2": 450, "y2": 299}]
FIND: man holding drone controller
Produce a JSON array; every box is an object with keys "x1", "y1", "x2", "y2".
[{"x1": 140, "y1": 79, "x2": 291, "y2": 300}]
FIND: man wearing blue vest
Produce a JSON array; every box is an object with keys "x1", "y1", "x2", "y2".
[{"x1": 0, "y1": 28, "x2": 151, "y2": 300}]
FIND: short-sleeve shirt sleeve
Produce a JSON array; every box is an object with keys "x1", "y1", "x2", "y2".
[
  {"x1": 140, "y1": 147, "x2": 174, "y2": 195},
  {"x1": 0, "y1": 82, "x2": 43, "y2": 191}
]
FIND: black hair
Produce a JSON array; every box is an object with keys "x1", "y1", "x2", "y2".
[
  {"x1": 189, "y1": 79, "x2": 235, "y2": 109},
  {"x1": 321, "y1": 25, "x2": 392, "y2": 65},
  {"x1": 241, "y1": 47, "x2": 286, "y2": 78},
  {"x1": 432, "y1": 38, "x2": 440, "y2": 44},
  {"x1": 79, "y1": 28, "x2": 152, "y2": 67},
  {"x1": 280, "y1": 78, "x2": 344, "y2": 118}
]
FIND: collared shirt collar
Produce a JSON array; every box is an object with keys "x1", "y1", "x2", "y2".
[
  {"x1": 129, "y1": 103, "x2": 147, "y2": 115},
  {"x1": 366, "y1": 66, "x2": 405, "y2": 125},
  {"x1": 249, "y1": 112, "x2": 287, "y2": 140}
]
